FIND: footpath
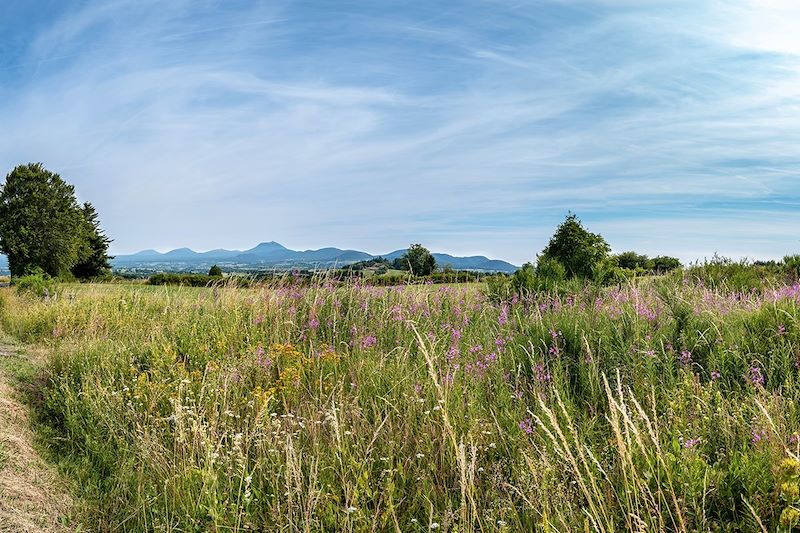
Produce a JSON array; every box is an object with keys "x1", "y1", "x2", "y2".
[{"x1": 0, "y1": 338, "x2": 74, "y2": 532}]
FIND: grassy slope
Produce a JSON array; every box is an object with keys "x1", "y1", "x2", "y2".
[{"x1": 0, "y1": 280, "x2": 800, "y2": 531}]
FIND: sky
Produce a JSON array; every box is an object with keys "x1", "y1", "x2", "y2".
[{"x1": 1, "y1": 0, "x2": 800, "y2": 265}]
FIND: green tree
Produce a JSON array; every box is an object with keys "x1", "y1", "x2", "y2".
[
  {"x1": 208, "y1": 265, "x2": 223, "y2": 277},
  {"x1": 71, "y1": 202, "x2": 113, "y2": 279},
  {"x1": 0, "y1": 163, "x2": 94, "y2": 278},
  {"x1": 541, "y1": 213, "x2": 610, "y2": 278},
  {"x1": 402, "y1": 244, "x2": 436, "y2": 276},
  {"x1": 615, "y1": 251, "x2": 651, "y2": 270},
  {"x1": 651, "y1": 256, "x2": 681, "y2": 274}
]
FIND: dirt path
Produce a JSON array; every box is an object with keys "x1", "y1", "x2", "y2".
[{"x1": 0, "y1": 340, "x2": 74, "y2": 532}]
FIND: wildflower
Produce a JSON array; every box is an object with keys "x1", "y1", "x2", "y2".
[
  {"x1": 430, "y1": 523, "x2": 440, "y2": 529},
  {"x1": 416, "y1": 453, "x2": 425, "y2": 459},
  {"x1": 778, "y1": 324, "x2": 787, "y2": 335},
  {"x1": 679, "y1": 350, "x2": 692, "y2": 367},
  {"x1": 749, "y1": 366, "x2": 765, "y2": 387},
  {"x1": 498, "y1": 304, "x2": 509, "y2": 325},
  {"x1": 534, "y1": 363, "x2": 552, "y2": 385},
  {"x1": 683, "y1": 437, "x2": 700, "y2": 449},
  {"x1": 255, "y1": 346, "x2": 272, "y2": 370},
  {"x1": 711, "y1": 370, "x2": 721, "y2": 380},
  {"x1": 519, "y1": 418, "x2": 534, "y2": 435},
  {"x1": 751, "y1": 428, "x2": 768, "y2": 444},
  {"x1": 346, "y1": 506, "x2": 357, "y2": 513},
  {"x1": 308, "y1": 316, "x2": 320, "y2": 330},
  {"x1": 781, "y1": 481, "x2": 800, "y2": 501},
  {"x1": 780, "y1": 507, "x2": 800, "y2": 529},
  {"x1": 360, "y1": 335, "x2": 377, "y2": 349},
  {"x1": 790, "y1": 433, "x2": 800, "y2": 445}
]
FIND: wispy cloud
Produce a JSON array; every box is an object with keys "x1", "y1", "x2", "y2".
[{"x1": 1, "y1": 0, "x2": 799, "y2": 263}]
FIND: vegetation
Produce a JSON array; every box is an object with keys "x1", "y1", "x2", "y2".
[
  {"x1": 0, "y1": 163, "x2": 112, "y2": 279},
  {"x1": 395, "y1": 244, "x2": 437, "y2": 276},
  {"x1": 208, "y1": 265, "x2": 223, "y2": 277},
  {"x1": 149, "y1": 272, "x2": 236, "y2": 287},
  {"x1": 1, "y1": 269, "x2": 800, "y2": 531},
  {"x1": 540, "y1": 213, "x2": 610, "y2": 279}
]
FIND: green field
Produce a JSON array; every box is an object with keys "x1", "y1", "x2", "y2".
[{"x1": 1, "y1": 276, "x2": 800, "y2": 531}]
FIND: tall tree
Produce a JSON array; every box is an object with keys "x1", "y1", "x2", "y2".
[
  {"x1": 402, "y1": 244, "x2": 437, "y2": 276},
  {"x1": 0, "y1": 163, "x2": 110, "y2": 278},
  {"x1": 541, "y1": 213, "x2": 610, "y2": 278},
  {"x1": 71, "y1": 202, "x2": 113, "y2": 279}
]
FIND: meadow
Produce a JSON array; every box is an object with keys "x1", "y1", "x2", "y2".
[{"x1": 1, "y1": 272, "x2": 800, "y2": 532}]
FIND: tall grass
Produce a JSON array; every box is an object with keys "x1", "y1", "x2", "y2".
[{"x1": 1, "y1": 276, "x2": 800, "y2": 531}]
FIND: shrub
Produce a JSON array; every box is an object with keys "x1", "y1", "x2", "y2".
[{"x1": 13, "y1": 268, "x2": 57, "y2": 298}]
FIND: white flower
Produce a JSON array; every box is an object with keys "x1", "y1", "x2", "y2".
[
  {"x1": 347, "y1": 506, "x2": 357, "y2": 513},
  {"x1": 416, "y1": 453, "x2": 425, "y2": 459},
  {"x1": 430, "y1": 522, "x2": 440, "y2": 529},
  {"x1": 498, "y1": 520, "x2": 507, "y2": 526}
]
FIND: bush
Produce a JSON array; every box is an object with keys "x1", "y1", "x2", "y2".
[{"x1": 13, "y1": 269, "x2": 57, "y2": 298}]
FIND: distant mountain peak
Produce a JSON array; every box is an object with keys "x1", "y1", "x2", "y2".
[
  {"x1": 111, "y1": 242, "x2": 518, "y2": 273},
  {"x1": 255, "y1": 241, "x2": 286, "y2": 248}
]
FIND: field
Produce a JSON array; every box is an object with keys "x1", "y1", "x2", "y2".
[{"x1": 1, "y1": 275, "x2": 800, "y2": 531}]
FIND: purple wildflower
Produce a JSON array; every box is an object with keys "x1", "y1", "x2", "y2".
[
  {"x1": 748, "y1": 366, "x2": 764, "y2": 387},
  {"x1": 711, "y1": 370, "x2": 721, "y2": 380},
  {"x1": 751, "y1": 428, "x2": 768, "y2": 444},
  {"x1": 498, "y1": 305, "x2": 509, "y2": 326},
  {"x1": 683, "y1": 437, "x2": 701, "y2": 449},
  {"x1": 679, "y1": 350, "x2": 692, "y2": 367},
  {"x1": 519, "y1": 418, "x2": 534, "y2": 435},
  {"x1": 255, "y1": 346, "x2": 272, "y2": 370},
  {"x1": 534, "y1": 363, "x2": 552, "y2": 384},
  {"x1": 360, "y1": 335, "x2": 377, "y2": 349}
]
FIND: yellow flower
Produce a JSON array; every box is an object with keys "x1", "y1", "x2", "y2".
[
  {"x1": 779, "y1": 458, "x2": 800, "y2": 481},
  {"x1": 780, "y1": 506, "x2": 800, "y2": 528},
  {"x1": 781, "y1": 482, "x2": 800, "y2": 502}
]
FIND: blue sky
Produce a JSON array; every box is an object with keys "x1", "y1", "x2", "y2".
[{"x1": 1, "y1": 0, "x2": 800, "y2": 264}]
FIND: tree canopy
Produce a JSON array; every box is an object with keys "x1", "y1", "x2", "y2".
[
  {"x1": 397, "y1": 244, "x2": 437, "y2": 276},
  {"x1": 541, "y1": 213, "x2": 610, "y2": 278},
  {"x1": 0, "y1": 163, "x2": 112, "y2": 279}
]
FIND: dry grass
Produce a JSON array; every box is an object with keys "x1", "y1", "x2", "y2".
[{"x1": 0, "y1": 340, "x2": 73, "y2": 533}]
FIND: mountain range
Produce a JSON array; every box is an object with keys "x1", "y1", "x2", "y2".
[{"x1": 111, "y1": 241, "x2": 518, "y2": 273}]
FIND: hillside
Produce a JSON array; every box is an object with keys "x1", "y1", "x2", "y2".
[{"x1": 112, "y1": 242, "x2": 518, "y2": 273}]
